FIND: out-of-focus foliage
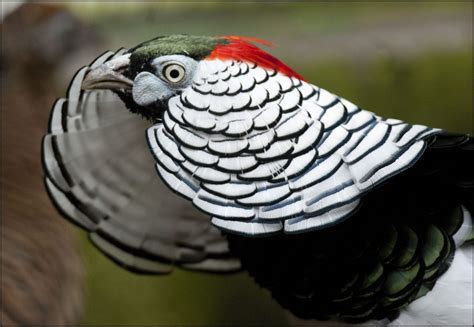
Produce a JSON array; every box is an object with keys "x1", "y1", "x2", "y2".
[
  {"x1": 81, "y1": 233, "x2": 286, "y2": 325},
  {"x1": 305, "y1": 50, "x2": 472, "y2": 134}
]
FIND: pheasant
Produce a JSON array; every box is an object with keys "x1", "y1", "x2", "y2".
[{"x1": 42, "y1": 35, "x2": 473, "y2": 325}]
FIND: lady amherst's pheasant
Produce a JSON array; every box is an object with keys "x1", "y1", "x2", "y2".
[{"x1": 42, "y1": 35, "x2": 473, "y2": 325}]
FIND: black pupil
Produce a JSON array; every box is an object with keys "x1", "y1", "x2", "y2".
[{"x1": 169, "y1": 68, "x2": 180, "y2": 79}]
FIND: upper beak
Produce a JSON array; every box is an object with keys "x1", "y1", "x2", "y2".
[{"x1": 82, "y1": 54, "x2": 133, "y2": 91}]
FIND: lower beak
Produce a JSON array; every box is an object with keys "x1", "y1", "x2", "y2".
[{"x1": 82, "y1": 54, "x2": 133, "y2": 91}]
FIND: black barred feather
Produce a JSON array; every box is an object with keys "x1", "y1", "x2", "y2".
[
  {"x1": 42, "y1": 49, "x2": 241, "y2": 274},
  {"x1": 226, "y1": 134, "x2": 473, "y2": 322}
]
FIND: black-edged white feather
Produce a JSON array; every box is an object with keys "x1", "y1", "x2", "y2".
[
  {"x1": 42, "y1": 49, "x2": 240, "y2": 274},
  {"x1": 147, "y1": 58, "x2": 440, "y2": 236}
]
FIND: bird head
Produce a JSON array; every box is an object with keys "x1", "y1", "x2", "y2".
[{"x1": 81, "y1": 34, "x2": 303, "y2": 121}]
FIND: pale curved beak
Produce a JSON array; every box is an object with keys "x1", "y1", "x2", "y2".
[{"x1": 82, "y1": 54, "x2": 133, "y2": 91}]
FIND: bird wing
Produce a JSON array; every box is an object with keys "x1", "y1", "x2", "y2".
[
  {"x1": 147, "y1": 59, "x2": 441, "y2": 236},
  {"x1": 144, "y1": 58, "x2": 473, "y2": 322},
  {"x1": 42, "y1": 49, "x2": 240, "y2": 274}
]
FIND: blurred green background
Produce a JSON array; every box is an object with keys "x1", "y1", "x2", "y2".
[
  {"x1": 69, "y1": 2, "x2": 471, "y2": 325},
  {"x1": 3, "y1": 1, "x2": 471, "y2": 326}
]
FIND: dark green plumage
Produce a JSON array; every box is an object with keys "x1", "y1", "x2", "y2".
[
  {"x1": 127, "y1": 35, "x2": 227, "y2": 78},
  {"x1": 226, "y1": 133, "x2": 473, "y2": 323},
  {"x1": 131, "y1": 35, "x2": 225, "y2": 59}
]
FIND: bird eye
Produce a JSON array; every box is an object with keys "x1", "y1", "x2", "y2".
[{"x1": 162, "y1": 63, "x2": 186, "y2": 84}]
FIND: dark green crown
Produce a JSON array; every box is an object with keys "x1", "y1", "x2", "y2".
[{"x1": 128, "y1": 35, "x2": 228, "y2": 75}]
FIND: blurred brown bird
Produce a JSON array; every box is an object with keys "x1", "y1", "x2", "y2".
[{"x1": 1, "y1": 3, "x2": 99, "y2": 325}]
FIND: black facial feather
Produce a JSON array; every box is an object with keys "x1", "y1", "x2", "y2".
[
  {"x1": 124, "y1": 57, "x2": 154, "y2": 81},
  {"x1": 115, "y1": 90, "x2": 166, "y2": 123}
]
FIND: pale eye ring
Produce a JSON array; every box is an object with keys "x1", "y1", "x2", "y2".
[{"x1": 162, "y1": 63, "x2": 186, "y2": 84}]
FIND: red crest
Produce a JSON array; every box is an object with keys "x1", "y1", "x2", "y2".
[{"x1": 207, "y1": 36, "x2": 305, "y2": 80}]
